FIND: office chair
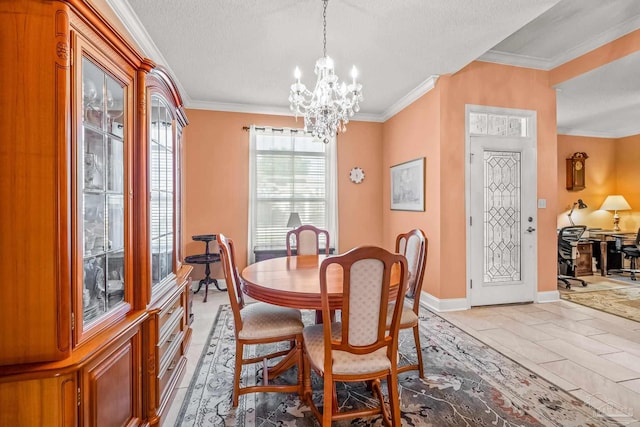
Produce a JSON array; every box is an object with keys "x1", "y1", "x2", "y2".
[
  {"x1": 557, "y1": 225, "x2": 588, "y2": 289},
  {"x1": 619, "y1": 228, "x2": 640, "y2": 281}
]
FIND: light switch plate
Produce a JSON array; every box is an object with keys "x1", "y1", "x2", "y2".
[{"x1": 537, "y1": 199, "x2": 546, "y2": 208}]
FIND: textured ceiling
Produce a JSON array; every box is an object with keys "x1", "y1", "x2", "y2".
[{"x1": 108, "y1": 0, "x2": 640, "y2": 136}]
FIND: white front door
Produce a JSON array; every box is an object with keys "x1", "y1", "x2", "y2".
[{"x1": 466, "y1": 106, "x2": 537, "y2": 306}]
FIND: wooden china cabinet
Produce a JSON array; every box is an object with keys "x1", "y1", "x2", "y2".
[{"x1": 0, "y1": 1, "x2": 191, "y2": 426}]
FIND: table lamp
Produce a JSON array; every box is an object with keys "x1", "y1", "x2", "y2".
[
  {"x1": 567, "y1": 199, "x2": 587, "y2": 226},
  {"x1": 599, "y1": 195, "x2": 631, "y2": 232},
  {"x1": 286, "y1": 212, "x2": 302, "y2": 229}
]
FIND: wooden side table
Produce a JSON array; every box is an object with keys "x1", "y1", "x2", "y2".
[
  {"x1": 185, "y1": 234, "x2": 225, "y2": 302},
  {"x1": 575, "y1": 241, "x2": 593, "y2": 276}
]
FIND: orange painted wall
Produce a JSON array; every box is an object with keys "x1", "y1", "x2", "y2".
[
  {"x1": 556, "y1": 134, "x2": 640, "y2": 231},
  {"x1": 383, "y1": 61, "x2": 558, "y2": 300},
  {"x1": 182, "y1": 109, "x2": 383, "y2": 280},
  {"x1": 556, "y1": 135, "x2": 617, "y2": 229},
  {"x1": 382, "y1": 86, "x2": 442, "y2": 298},
  {"x1": 550, "y1": 28, "x2": 640, "y2": 86},
  {"x1": 615, "y1": 134, "x2": 640, "y2": 222}
]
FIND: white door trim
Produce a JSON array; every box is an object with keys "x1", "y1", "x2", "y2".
[{"x1": 464, "y1": 104, "x2": 538, "y2": 307}]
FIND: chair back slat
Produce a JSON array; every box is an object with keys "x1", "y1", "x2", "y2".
[
  {"x1": 395, "y1": 229, "x2": 427, "y2": 302},
  {"x1": 217, "y1": 234, "x2": 245, "y2": 333},
  {"x1": 298, "y1": 229, "x2": 319, "y2": 255},
  {"x1": 286, "y1": 224, "x2": 330, "y2": 256},
  {"x1": 319, "y1": 246, "x2": 408, "y2": 360},
  {"x1": 348, "y1": 258, "x2": 384, "y2": 346}
]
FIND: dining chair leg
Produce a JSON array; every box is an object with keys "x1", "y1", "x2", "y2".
[
  {"x1": 387, "y1": 372, "x2": 402, "y2": 427},
  {"x1": 371, "y1": 379, "x2": 390, "y2": 425},
  {"x1": 413, "y1": 324, "x2": 425, "y2": 378},
  {"x1": 295, "y1": 337, "x2": 303, "y2": 398},
  {"x1": 302, "y1": 348, "x2": 313, "y2": 404},
  {"x1": 233, "y1": 341, "x2": 243, "y2": 407},
  {"x1": 323, "y1": 373, "x2": 334, "y2": 426}
]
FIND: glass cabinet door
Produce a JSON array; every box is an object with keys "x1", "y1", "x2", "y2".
[
  {"x1": 80, "y1": 57, "x2": 126, "y2": 326},
  {"x1": 150, "y1": 95, "x2": 175, "y2": 290}
]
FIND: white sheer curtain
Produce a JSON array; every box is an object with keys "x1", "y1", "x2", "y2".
[{"x1": 247, "y1": 125, "x2": 338, "y2": 264}]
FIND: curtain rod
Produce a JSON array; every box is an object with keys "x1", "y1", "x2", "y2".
[{"x1": 242, "y1": 126, "x2": 310, "y2": 134}]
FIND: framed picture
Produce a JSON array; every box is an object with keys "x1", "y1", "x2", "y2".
[{"x1": 390, "y1": 157, "x2": 425, "y2": 211}]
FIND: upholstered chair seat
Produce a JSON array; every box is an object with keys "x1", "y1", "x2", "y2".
[
  {"x1": 303, "y1": 323, "x2": 391, "y2": 375},
  {"x1": 386, "y1": 301, "x2": 419, "y2": 328},
  {"x1": 238, "y1": 303, "x2": 303, "y2": 340}
]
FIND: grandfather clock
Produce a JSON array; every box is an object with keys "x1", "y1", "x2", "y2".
[{"x1": 566, "y1": 152, "x2": 588, "y2": 191}]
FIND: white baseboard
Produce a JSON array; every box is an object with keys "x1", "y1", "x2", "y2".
[
  {"x1": 536, "y1": 290, "x2": 560, "y2": 303},
  {"x1": 419, "y1": 289, "x2": 561, "y2": 310},
  {"x1": 420, "y1": 291, "x2": 470, "y2": 312}
]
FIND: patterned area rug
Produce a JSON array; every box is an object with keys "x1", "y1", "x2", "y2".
[
  {"x1": 560, "y1": 286, "x2": 640, "y2": 323},
  {"x1": 559, "y1": 277, "x2": 631, "y2": 293},
  {"x1": 175, "y1": 305, "x2": 623, "y2": 426}
]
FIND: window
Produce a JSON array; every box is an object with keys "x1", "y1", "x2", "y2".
[
  {"x1": 248, "y1": 126, "x2": 338, "y2": 263},
  {"x1": 150, "y1": 95, "x2": 175, "y2": 287}
]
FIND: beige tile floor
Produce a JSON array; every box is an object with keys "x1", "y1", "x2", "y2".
[{"x1": 164, "y1": 281, "x2": 640, "y2": 426}]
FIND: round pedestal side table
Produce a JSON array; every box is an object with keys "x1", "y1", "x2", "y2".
[{"x1": 184, "y1": 234, "x2": 225, "y2": 302}]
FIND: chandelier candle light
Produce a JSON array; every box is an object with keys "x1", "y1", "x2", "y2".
[{"x1": 289, "y1": 0, "x2": 363, "y2": 144}]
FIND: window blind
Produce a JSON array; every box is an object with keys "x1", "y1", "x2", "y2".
[{"x1": 249, "y1": 128, "x2": 335, "y2": 257}]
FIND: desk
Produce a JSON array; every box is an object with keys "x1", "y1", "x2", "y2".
[
  {"x1": 241, "y1": 255, "x2": 401, "y2": 311},
  {"x1": 588, "y1": 231, "x2": 636, "y2": 276}
]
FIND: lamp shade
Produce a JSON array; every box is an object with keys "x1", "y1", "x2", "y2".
[
  {"x1": 286, "y1": 212, "x2": 302, "y2": 228},
  {"x1": 599, "y1": 195, "x2": 631, "y2": 212}
]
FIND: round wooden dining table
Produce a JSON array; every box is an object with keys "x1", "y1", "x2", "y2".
[{"x1": 241, "y1": 255, "x2": 401, "y2": 311}]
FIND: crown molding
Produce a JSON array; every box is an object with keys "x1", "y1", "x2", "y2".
[
  {"x1": 105, "y1": 0, "x2": 193, "y2": 105},
  {"x1": 478, "y1": 52, "x2": 551, "y2": 70},
  {"x1": 557, "y1": 124, "x2": 640, "y2": 139},
  {"x1": 380, "y1": 75, "x2": 440, "y2": 122},
  {"x1": 185, "y1": 100, "x2": 383, "y2": 122},
  {"x1": 480, "y1": 14, "x2": 640, "y2": 71}
]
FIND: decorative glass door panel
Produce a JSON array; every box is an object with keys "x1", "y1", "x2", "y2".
[
  {"x1": 483, "y1": 151, "x2": 521, "y2": 283},
  {"x1": 467, "y1": 105, "x2": 536, "y2": 307},
  {"x1": 150, "y1": 95, "x2": 175, "y2": 288},
  {"x1": 81, "y1": 57, "x2": 126, "y2": 325}
]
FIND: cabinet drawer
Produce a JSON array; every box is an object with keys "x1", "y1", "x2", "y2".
[
  {"x1": 158, "y1": 340, "x2": 184, "y2": 400},
  {"x1": 158, "y1": 293, "x2": 183, "y2": 333},
  {"x1": 157, "y1": 315, "x2": 183, "y2": 363}
]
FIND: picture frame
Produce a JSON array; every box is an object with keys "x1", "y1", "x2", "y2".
[{"x1": 390, "y1": 157, "x2": 425, "y2": 211}]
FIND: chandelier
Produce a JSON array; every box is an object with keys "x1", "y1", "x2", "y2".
[{"x1": 288, "y1": 0, "x2": 363, "y2": 144}]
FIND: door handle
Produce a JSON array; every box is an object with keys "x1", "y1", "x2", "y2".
[{"x1": 526, "y1": 226, "x2": 536, "y2": 233}]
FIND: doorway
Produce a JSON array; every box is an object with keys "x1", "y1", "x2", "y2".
[{"x1": 465, "y1": 106, "x2": 537, "y2": 306}]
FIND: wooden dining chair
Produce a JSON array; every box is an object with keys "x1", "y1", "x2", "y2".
[
  {"x1": 302, "y1": 246, "x2": 408, "y2": 426},
  {"x1": 388, "y1": 228, "x2": 428, "y2": 378},
  {"x1": 286, "y1": 224, "x2": 330, "y2": 256},
  {"x1": 217, "y1": 233, "x2": 305, "y2": 406}
]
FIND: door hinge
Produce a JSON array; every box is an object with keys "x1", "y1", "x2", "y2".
[
  {"x1": 77, "y1": 387, "x2": 81, "y2": 406},
  {"x1": 470, "y1": 279, "x2": 473, "y2": 289},
  {"x1": 470, "y1": 216, "x2": 472, "y2": 226},
  {"x1": 71, "y1": 312, "x2": 75, "y2": 331}
]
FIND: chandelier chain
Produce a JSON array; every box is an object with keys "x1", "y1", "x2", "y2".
[{"x1": 322, "y1": 0, "x2": 327, "y2": 57}]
